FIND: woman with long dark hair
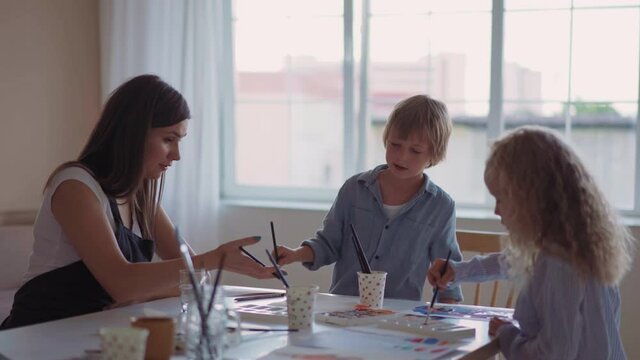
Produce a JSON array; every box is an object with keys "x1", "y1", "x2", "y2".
[{"x1": 1, "y1": 74, "x2": 274, "y2": 329}]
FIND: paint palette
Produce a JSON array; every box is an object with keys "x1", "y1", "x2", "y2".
[
  {"x1": 378, "y1": 314, "x2": 475, "y2": 340},
  {"x1": 234, "y1": 303, "x2": 289, "y2": 324}
]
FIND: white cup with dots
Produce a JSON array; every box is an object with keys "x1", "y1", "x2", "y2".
[
  {"x1": 357, "y1": 271, "x2": 387, "y2": 308},
  {"x1": 99, "y1": 327, "x2": 149, "y2": 360},
  {"x1": 286, "y1": 285, "x2": 319, "y2": 330}
]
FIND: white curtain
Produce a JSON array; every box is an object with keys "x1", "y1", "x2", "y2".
[{"x1": 100, "y1": 0, "x2": 223, "y2": 251}]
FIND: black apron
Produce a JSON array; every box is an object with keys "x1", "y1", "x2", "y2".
[{"x1": 0, "y1": 198, "x2": 154, "y2": 330}]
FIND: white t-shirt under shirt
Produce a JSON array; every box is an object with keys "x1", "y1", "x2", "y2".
[
  {"x1": 23, "y1": 166, "x2": 142, "y2": 284},
  {"x1": 383, "y1": 202, "x2": 406, "y2": 220}
]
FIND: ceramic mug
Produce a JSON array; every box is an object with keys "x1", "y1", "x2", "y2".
[{"x1": 130, "y1": 316, "x2": 175, "y2": 360}]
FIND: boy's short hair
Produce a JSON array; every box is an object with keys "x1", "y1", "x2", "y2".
[{"x1": 382, "y1": 95, "x2": 452, "y2": 167}]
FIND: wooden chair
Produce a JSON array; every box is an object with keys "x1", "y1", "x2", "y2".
[{"x1": 456, "y1": 230, "x2": 516, "y2": 308}]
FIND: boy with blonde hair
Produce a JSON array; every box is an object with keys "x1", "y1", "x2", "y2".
[{"x1": 278, "y1": 95, "x2": 462, "y2": 302}]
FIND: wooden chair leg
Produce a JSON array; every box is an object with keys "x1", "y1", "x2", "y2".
[{"x1": 490, "y1": 282, "x2": 499, "y2": 308}]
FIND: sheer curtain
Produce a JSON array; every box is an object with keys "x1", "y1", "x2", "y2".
[{"x1": 100, "y1": 0, "x2": 223, "y2": 250}]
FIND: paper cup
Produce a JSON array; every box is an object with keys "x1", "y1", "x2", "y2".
[
  {"x1": 357, "y1": 271, "x2": 387, "y2": 308},
  {"x1": 100, "y1": 327, "x2": 149, "y2": 360},
  {"x1": 286, "y1": 285, "x2": 319, "y2": 330},
  {"x1": 130, "y1": 316, "x2": 175, "y2": 360}
]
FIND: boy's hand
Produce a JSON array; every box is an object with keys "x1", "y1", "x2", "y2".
[
  {"x1": 274, "y1": 245, "x2": 314, "y2": 266},
  {"x1": 273, "y1": 245, "x2": 299, "y2": 265},
  {"x1": 427, "y1": 258, "x2": 455, "y2": 290}
]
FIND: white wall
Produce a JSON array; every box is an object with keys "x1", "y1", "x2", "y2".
[
  {"x1": 217, "y1": 204, "x2": 640, "y2": 359},
  {"x1": 0, "y1": 0, "x2": 100, "y2": 221}
]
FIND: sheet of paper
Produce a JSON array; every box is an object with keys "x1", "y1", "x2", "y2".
[
  {"x1": 286, "y1": 327, "x2": 459, "y2": 360},
  {"x1": 258, "y1": 345, "x2": 451, "y2": 360}
]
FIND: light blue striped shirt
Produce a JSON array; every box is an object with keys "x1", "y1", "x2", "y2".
[
  {"x1": 301, "y1": 164, "x2": 463, "y2": 301},
  {"x1": 452, "y1": 252, "x2": 626, "y2": 360}
]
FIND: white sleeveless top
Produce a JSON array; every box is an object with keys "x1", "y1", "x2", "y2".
[{"x1": 24, "y1": 166, "x2": 141, "y2": 283}]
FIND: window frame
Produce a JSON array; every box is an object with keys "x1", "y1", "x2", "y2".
[{"x1": 220, "y1": 0, "x2": 640, "y2": 215}]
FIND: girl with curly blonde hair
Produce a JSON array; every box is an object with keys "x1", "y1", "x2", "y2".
[{"x1": 428, "y1": 125, "x2": 634, "y2": 359}]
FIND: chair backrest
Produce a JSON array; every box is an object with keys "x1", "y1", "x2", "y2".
[{"x1": 456, "y1": 230, "x2": 516, "y2": 308}]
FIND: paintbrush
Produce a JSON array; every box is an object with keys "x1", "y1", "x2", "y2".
[
  {"x1": 425, "y1": 249, "x2": 453, "y2": 324},
  {"x1": 175, "y1": 227, "x2": 214, "y2": 358},
  {"x1": 205, "y1": 253, "x2": 225, "y2": 318},
  {"x1": 350, "y1": 223, "x2": 372, "y2": 274},
  {"x1": 270, "y1": 221, "x2": 279, "y2": 262},
  {"x1": 265, "y1": 249, "x2": 290, "y2": 288}
]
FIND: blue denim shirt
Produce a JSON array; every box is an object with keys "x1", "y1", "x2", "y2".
[{"x1": 302, "y1": 164, "x2": 463, "y2": 301}]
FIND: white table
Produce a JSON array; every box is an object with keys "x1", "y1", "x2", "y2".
[{"x1": 0, "y1": 286, "x2": 501, "y2": 359}]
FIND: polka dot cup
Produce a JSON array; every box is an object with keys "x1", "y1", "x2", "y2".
[
  {"x1": 286, "y1": 285, "x2": 319, "y2": 330},
  {"x1": 99, "y1": 327, "x2": 149, "y2": 360},
  {"x1": 357, "y1": 271, "x2": 387, "y2": 308}
]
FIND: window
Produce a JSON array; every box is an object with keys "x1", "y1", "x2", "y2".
[
  {"x1": 365, "y1": 1, "x2": 492, "y2": 205},
  {"x1": 503, "y1": 0, "x2": 639, "y2": 210},
  {"x1": 221, "y1": 0, "x2": 640, "y2": 213}
]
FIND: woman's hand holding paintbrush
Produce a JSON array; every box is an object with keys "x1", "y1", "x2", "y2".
[
  {"x1": 235, "y1": 221, "x2": 291, "y2": 282},
  {"x1": 214, "y1": 236, "x2": 276, "y2": 279},
  {"x1": 238, "y1": 246, "x2": 288, "y2": 280}
]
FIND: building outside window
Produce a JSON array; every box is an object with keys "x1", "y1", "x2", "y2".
[{"x1": 222, "y1": 0, "x2": 639, "y2": 213}]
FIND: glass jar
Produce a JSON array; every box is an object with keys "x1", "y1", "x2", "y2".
[{"x1": 185, "y1": 285, "x2": 226, "y2": 360}]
